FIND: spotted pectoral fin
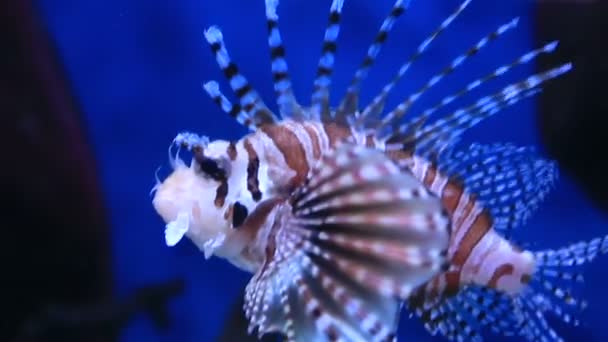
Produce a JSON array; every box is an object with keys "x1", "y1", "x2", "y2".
[
  {"x1": 511, "y1": 236, "x2": 608, "y2": 341},
  {"x1": 244, "y1": 143, "x2": 450, "y2": 342}
]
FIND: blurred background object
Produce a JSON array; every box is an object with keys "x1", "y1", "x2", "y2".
[
  {"x1": 1, "y1": 0, "x2": 606, "y2": 341},
  {"x1": 536, "y1": 0, "x2": 608, "y2": 212},
  {"x1": 216, "y1": 296, "x2": 279, "y2": 342},
  {"x1": 0, "y1": 0, "x2": 183, "y2": 341}
]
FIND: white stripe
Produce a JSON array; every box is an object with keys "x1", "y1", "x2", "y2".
[
  {"x1": 461, "y1": 231, "x2": 500, "y2": 285},
  {"x1": 252, "y1": 131, "x2": 297, "y2": 192},
  {"x1": 411, "y1": 156, "x2": 430, "y2": 182},
  {"x1": 430, "y1": 172, "x2": 449, "y2": 195},
  {"x1": 307, "y1": 121, "x2": 331, "y2": 154},
  {"x1": 448, "y1": 193, "x2": 473, "y2": 257},
  {"x1": 450, "y1": 203, "x2": 484, "y2": 259}
]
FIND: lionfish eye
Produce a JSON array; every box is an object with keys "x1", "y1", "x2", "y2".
[
  {"x1": 197, "y1": 156, "x2": 228, "y2": 181},
  {"x1": 232, "y1": 201, "x2": 249, "y2": 228}
]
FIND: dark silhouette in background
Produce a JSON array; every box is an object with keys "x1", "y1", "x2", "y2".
[
  {"x1": 536, "y1": 1, "x2": 608, "y2": 213},
  {"x1": 0, "y1": 0, "x2": 605, "y2": 341},
  {"x1": 0, "y1": 1, "x2": 183, "y2": 341}
]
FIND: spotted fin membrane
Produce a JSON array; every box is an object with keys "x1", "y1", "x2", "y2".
[{"x1": 243, "y1": 143, "x2": 450, "y2": 342}]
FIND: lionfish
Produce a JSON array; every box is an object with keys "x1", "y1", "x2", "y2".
[{"x1": 151, "y1": 0, "x2": 608, "y2": 341}]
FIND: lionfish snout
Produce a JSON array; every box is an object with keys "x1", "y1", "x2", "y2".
[{"x1": 152, "y1": 164, "x2": 230, "y2": 248}]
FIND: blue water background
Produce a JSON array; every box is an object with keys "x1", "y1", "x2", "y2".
[{"x1": 36, "y1": 0, "x2": 608, "y2": 340}]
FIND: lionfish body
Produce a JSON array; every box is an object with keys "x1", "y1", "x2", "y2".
[{"x1": 151, "y1": 0, "x2": 608, "y2": 341}]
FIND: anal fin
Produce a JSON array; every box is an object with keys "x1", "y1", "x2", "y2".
[{"x1": 408, "y1": 285, "x2": 521, "y2": 341}]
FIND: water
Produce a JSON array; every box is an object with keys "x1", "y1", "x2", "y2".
[{"x1": 36, "y1": 0, "x2": 608, "y2": 340}]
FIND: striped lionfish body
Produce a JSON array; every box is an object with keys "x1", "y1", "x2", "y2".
[{"x1": 151, "y1": 0, "x2": 608, "y2": 341}]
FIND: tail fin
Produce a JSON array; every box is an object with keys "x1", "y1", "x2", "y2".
[
  {"x1": 518, "y1": 236, "x2": 608, "y2": 340},
  {"x1": 407, "y1": 236, "x2": 608, "y2": 341}
]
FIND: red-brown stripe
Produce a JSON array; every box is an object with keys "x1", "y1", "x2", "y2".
[
  {"x1": 488, "y1": 264, "x2": 514, "y2": 288},
  {"x1": 227, "y1": 141, "x2": 237, "y2": 160},
  {"x1": 451, "y1": 209, "x2": 492, "y2": 267},
  {"x1": 443, "y1": 271, "x2": 461, "y2": 297},
  {"x1": 322, "y1": 122, "x2": 351, "y2": 147},
  {"x1": 440, "y1": 179, "x2": 465, "y2": 214},
  {"x1": 408, "y1": 287, "x2": 427, "y2": 309},
  {"x1": 428, "y1": 275, "x2": 442, "y2": 299},
  {"x1": 423, "y1": 165, "x2": 437, "y2": 188},
  {"x1": 302, "y1": 124, "x2": 322, "y2": 159},
  {"x1": 214, "y1": 180, "x2": 228, "y2": 207},
  {"x1": 242, "y1": 198, "x2": 284, "y2": 233},
  {"x1": 224, "y1": 203, "x2": 234, "y2": 220},
  {"x1": 244, "y1": 138, "x2": 263, "y2": 201},
  {"x1": 261, "y1": 124, "x2": 309, "y2": 187},
  {"x1": 241, "y1": 198, "x2": 285, "y2": 276}
]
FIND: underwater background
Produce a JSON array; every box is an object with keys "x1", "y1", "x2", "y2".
[{"x1": 32, "y1": 0, "x2": 608, "y2": 341}]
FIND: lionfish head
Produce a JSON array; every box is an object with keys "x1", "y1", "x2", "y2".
[{"x1": 152, "y1": 132, "x2": 240, "y2": 258}]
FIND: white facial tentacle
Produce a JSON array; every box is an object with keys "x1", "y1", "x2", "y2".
[{"x1": 164, "y1": 210, "x2": 190, "y2": 247}]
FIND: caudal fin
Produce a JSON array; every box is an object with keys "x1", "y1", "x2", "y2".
[
  {"x1": 406, "y1": 235, "x2": 608, "y2": 341},
  {"x1": 518, "y1": 236, "x2": 608, "y2": 340}
]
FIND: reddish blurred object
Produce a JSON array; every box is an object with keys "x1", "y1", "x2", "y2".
[
  {"x1": 535, "y1": 1, "x2": 608, "y2": 212},
  {"x1": 0, "y1": 1, "x2": 183, "y2": 341}
]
